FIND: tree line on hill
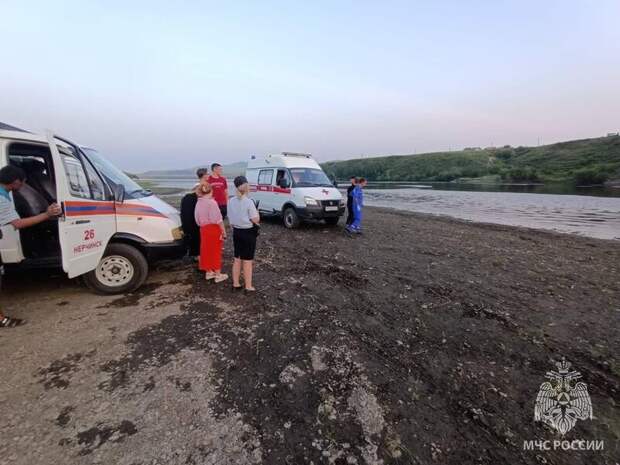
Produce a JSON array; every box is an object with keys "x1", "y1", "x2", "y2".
[{"x1": 322, "y1": 135, "x2": 620, "y2": 185}]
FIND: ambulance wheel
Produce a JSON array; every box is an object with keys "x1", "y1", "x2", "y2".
[
  {"x1": 325, "y1": 217, "x2": 339, "y2": 226},
  {"x1": 283, "y1": 207, "x2": 300, "y2": 229},
  {"x1": 83, "y1": 243, "x2": 148, "y2": 295}
]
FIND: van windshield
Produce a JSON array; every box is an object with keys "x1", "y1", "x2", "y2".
[
  {"x1": 289, "y1": 168, "x2": 333, "y2": 187},
  {"x1": 81, "y1": 148, "x2": 152, "y2": 199}
]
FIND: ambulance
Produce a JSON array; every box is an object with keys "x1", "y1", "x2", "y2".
[
  {"x1": 0, "y1": 123, "x2": 184, "y2": 294},
  {"x1": 246, "y1": 152, "x2": 345, "y2": 228}
]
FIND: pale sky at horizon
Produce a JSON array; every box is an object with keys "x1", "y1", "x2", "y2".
[{"x1": 2, "y1": 0, "x2": 619, "y2": 171}]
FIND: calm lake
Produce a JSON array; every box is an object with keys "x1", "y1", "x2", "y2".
[{"x1": 143, "y1": 177, "x2": 620, "y2": 240}]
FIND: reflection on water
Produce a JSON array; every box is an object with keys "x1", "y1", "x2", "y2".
[
  {"x1": 363, "y1": 188, "x2": 620, "y2": 240},
  {"x1": 143, "y1": 177, "x2": 620, "y2": 240}
]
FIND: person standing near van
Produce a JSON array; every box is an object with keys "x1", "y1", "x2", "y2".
[
  {"x1": 180, "y1": 168, "x2": 208, "y2": 258},
  {"x1": 346, "y1": 176, "x2": 357, "y2": 226},
  {"x1": 0, "y1": 166, "x2": 61, "y2": 328},
  {"x1": 346, "y1": 177, "x2": 367, "y2": 234},
  {"x1": 228, "y1": 176, "x2": 259, "y2": 291},
  {"x1": 194, "y1": 183, "x2": 228, "y2": 282},
  {"x1": 208, "y1": 163, "x2": 228, "y2": 219}
]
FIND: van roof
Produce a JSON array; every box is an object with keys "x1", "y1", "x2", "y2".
[
  {"x1": 0, "y1": 122, "x2": 48, "y2": 144},
  {"x1": 247, "y1": 152, "x2": 321, "y2": 170},
  {"x1": 0, "y1": 123, "x2": 76, "y2": 146},
  {"x1": 0, "y1": 122, "x2": 30, "y2": 133}
]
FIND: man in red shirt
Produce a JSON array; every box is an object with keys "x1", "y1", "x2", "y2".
[{"x1": 208, "y1": 163, "x2": 229, "y2": 219}]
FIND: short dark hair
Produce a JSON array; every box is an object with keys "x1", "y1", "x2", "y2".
[
  {"x1": 233, "y1": 175, "x2": 248, "y2": 188},
  {"x1": 211, "y1": 163, "x2": 222, "y2": 171},
  {"x1": 0, "y1": 165, "x2": 26, "y2": 184},
  {"x1": 350, "y1": 175, "x2": 356, "y2": 179},
  {"x1": 196, "y1": 168, "x2": 208, "y2": 178},
  {"x1": 358, "y1": 177, "x2": 367, "y2": 184}
]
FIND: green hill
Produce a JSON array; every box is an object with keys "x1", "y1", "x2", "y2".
[{"x1": 322, "y1": 135, "x2": 620, "y2": 185}]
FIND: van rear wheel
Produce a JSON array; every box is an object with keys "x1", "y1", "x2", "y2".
[
  {"x1": 283, "y1": 207, "x2": 300, "y2": 229},
  {"x1": 83, "y1": 243, "x2": 148, "y2": 295}
]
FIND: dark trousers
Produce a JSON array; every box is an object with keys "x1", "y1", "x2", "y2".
[{"x1": 184, "y1": 231, "x2": 200, "y2": 257}]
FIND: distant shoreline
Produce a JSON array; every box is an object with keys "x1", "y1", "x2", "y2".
[{"x1": 139, "y1": 176, "x2": 619, "y2": 200}]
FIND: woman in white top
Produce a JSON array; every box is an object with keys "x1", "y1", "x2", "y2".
[{"x1": 227, "y1": 176, "x2": 260, "y2": 292}]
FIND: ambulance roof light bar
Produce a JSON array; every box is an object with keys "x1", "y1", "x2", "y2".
[{"x1": 281, "y1": 152, "x2": 312, "y2": 158}]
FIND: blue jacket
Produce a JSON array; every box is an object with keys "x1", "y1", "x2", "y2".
[{"x1": 352, "y1": 185, "x2": 363, "y2": 209}]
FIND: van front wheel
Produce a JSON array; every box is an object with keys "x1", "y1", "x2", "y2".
[
  {"x1": 83, "y1": 243, "x2": 148, "y2": 295},
  {"x1": 283, "y1": 207, "x2": 300, "y2": 229}
]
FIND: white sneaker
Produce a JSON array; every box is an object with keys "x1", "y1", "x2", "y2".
[
  {"x1": 214, "y1": 273, "x2": 229, "y2": 283},
  {"x1": 205, "y1": 272, "x2": 216, "y2": 280}
]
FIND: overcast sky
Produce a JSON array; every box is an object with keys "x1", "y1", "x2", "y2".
[{"x1": 2, "y1": 0, "x2": 619, "y2": 171}]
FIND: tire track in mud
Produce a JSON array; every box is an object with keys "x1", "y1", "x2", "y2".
[{"x1": 87, "y1": 253, "x2": 406, "y2": 463}]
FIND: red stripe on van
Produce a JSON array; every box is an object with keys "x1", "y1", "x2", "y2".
[
  {"x1": 64, "y1": 201, "x2": 167, "y2": 218},
  {"x1": 249, "y1": 184, "x2": 291, "y2": 194}
]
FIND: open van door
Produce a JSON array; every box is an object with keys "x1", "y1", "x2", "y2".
[{"x1": 46, "y1": 132, "x2": 117, "y2": 278}]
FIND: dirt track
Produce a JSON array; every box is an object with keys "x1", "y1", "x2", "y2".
[{"x1": 0, "y1": 207, "x2": 618, "y2": 465}]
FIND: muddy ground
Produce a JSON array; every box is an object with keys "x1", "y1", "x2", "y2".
[{"x1": 0, "y1": 207, "x2": 618, "y2": 465}]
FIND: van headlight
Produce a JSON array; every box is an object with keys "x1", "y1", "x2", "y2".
[
  {"x1": 172, "y1": 227, "x2": 184, "y2": 240},
  {"x1": 304, "y1": 196, "x2": 319, "y2": 206},
  {"x1": 339, "y1": 198, "x2": 346, "y2": 206}
]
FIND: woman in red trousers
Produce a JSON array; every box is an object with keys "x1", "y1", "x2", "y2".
[{"x1": 194, "y1": 183, "x2": 228, "y2": 282}]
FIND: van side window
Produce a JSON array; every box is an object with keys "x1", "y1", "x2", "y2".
[
  {"x1": 82, "y1": 157, "x2": 107, "y2": 201},
  {"x1": 61, "y1": 148, "x2": 91, "y2": 199},
  {"x1": 258, "y1": 169, "x2": 274, "y2": 185}
]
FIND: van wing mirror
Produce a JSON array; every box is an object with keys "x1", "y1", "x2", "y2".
[{"x1": 112, "y1": 184, "x2": 125, "y2": 203}]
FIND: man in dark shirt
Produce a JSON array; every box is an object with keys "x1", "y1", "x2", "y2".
[
  {"x1": 180, "y1": 168, "x2": 207, "y2": 258},
  {"x1": 346, "y1": 176, "x2": 357, "y2": 226}
]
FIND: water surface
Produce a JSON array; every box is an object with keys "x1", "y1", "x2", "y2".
[
  {"x1": 143, "y1": 177, "x2": 620, "y2": 240},
  {"x1": 363, "y1": 188, "x2": 620, "y2": 240}
]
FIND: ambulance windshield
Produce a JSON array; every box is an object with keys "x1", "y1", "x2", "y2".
[
  {"x1": 82, "y1": 148, "x2": 152, "y2": 199},
  {"x1": 289, "y1": 168, "x2": 333, "y2": 187}
]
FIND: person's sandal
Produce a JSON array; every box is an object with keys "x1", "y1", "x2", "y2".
[
  {"x1": 244, "y1": 287, "x2": 256, "y2": 293},
  {"x1": 0, "y1": 316, "x2": 26, "y2": 328},
  {"x1": 232, "y1": 285, "x2": 243, "y2": 291},
  {"x1": 214, "y1": 273, "x2": 229, "y2": 283}
]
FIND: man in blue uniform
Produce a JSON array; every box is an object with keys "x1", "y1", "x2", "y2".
[{"x1": 346, "y1": 177, "x2": 367, "y2": 234}]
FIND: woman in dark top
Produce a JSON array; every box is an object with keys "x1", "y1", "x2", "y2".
[
  {"x1": 180, "y1": 191, "x2": 199, "y2": 257},
  {"x1": 180, "y1": 168, "x2": 208, "y2": 258}
]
